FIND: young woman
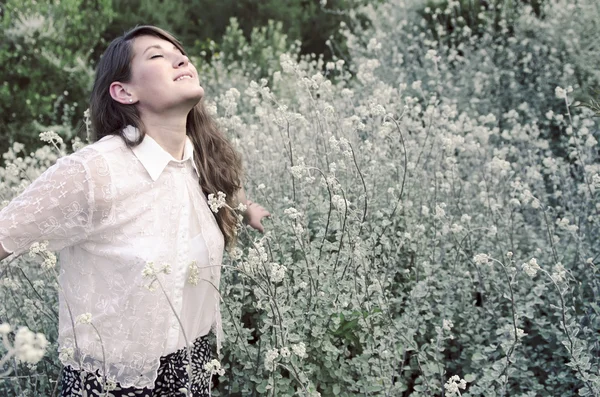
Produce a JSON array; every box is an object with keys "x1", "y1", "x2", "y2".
[{"x1": 0, "y1": 25, "x2": 269, "y2": 396}]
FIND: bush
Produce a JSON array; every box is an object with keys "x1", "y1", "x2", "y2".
[
  {"x1": 0, "y1": 0, "x2": 114, "y2": 158},
  {"x1": 1, "y1": 0, "x2": 599, "y2": 395}
]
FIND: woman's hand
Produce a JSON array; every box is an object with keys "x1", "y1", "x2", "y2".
[{"x1": 244, "y1": 200, "x2": 271, "y2": 233}]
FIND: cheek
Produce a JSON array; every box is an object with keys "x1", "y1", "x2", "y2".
[
  {"x1": 132, "y1": 64, "x2": 163, "y2": 91},
  {"x1": 137, "y1": 68, "x2": 159, "y2": 86}
]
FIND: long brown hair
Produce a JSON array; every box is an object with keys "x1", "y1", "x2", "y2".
[{"x1": 89, "y1": 25, "x2": 242, "y2": 247}]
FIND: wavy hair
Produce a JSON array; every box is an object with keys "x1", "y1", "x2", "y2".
[{"x1": 89, "y1": 25, "x2": 242, "y2": 247}]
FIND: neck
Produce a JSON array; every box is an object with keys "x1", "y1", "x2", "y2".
[{"x1": 140, "y1": 112, "x2": 188, "y2": 160}]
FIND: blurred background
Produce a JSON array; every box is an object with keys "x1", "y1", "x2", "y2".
[{"x1": 0, "y1": 0, "x2": 380, "y2": 157}]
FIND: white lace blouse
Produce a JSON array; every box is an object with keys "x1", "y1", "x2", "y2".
[{"x1": 0, "y1": 126, "x2": 225, "y2": 389}]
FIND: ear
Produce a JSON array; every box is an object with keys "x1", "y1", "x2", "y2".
[{"x1": 109, "y1": 82, "x2": 136, "y2": 104}]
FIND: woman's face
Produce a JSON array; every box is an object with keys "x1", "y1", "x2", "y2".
[{"x1": 125, "y1": 34, "x2": 204, "y2": 112}]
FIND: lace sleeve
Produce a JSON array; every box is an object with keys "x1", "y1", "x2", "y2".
[{"x1": 0, "y1": 152, "x2": 101, "y2": 257}]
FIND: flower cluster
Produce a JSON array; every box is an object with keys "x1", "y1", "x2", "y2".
[
  {"x1": 444, "y1": 375, "x2": 467, "y2": 396},
  {"x1": 204, "y1": 359, "x2": 225, "y2": 376},
  {"x1": 187, "y1": 261, "x2": 200, "y2": 286},
  {"x1": 207, "y1": 191, "x2": 227, "y2": 213},
  {"x1": 39, "y1": 131, "x2": 63, "y2": 145},
  {"x1": 28, "y1": 241, "x2": 57, "y2": 269},
  {"x1": 522, "y1": 258, "x2": 541, "y2": 277},
  {"x1": 1, "y1": 324, "x2": 48, "y2": 366},
  {"x1": 141, "y1": 262, "x2": 172, "y2": 291}
]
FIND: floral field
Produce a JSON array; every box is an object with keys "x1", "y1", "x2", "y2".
[{"x1": 1, "y1": 0, "x2": 599, "y2": 396}]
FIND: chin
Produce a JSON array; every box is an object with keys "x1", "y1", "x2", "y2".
[
  {"x1": 188, "y1": 86, "x2": 204, "y2": 102},
  {"x1": 181, "y1": 87, "x2": 204, "y2": 107}
]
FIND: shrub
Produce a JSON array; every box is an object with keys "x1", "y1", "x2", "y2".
[{"x1": 1, "y1": 0, "x2": 599, "y2": 396}]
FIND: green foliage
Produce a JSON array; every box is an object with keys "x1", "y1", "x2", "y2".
[
  {"x1": 0, "y1": 0, "x2": 114, "y2": 157},
  {"x1": 0, "y1": 0, "x2": 378, "y2": 159},
  {"x1": 217, "y1": 17, "x2": 292, "y2": 78},
  {"x1": 1, "y1": 0, "x2": 600, "y2": 396}
]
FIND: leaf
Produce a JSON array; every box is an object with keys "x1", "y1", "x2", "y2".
[
  {"x1": 256, "y1": 381, "x2": 268, "y2": 394},
  {"x1": 333, "y1": 384, "x2": 341, "y2": 395},
  {"x1": 465, "y1": 373, "x2": 477, "y2": 382}
]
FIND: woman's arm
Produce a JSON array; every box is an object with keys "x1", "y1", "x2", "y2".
[
  {"x1": 236, "y1": 187, "x2": 270, "y2": 233},
  {"x1": 0, "y1": 152, "x2": 104, "y2": 259}
]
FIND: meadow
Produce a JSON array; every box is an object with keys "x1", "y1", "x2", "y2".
[{"x1": 1, "y1": 0, "x2": 599, "y2": 395}]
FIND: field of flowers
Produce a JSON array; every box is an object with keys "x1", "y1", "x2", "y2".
[{"x1": 1, "y1": 0, "x2": 599, "y2": 396}]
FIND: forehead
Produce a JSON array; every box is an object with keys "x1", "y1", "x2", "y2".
[{"x1": 131, "y1": 35, "x2": 179, "y2": 57}]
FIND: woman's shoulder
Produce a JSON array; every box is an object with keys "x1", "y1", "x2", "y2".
[
  {"x1": 75, "y1": 135, "x2": 128, "y2": 157},
  {"x1": 53, "y1": 136, "x2": 125, "y2": 184},
  {"x1": 69, "y1": 135, "x2": 132, "y2": 167}
]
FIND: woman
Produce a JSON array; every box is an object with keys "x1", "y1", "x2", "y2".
[{"x1": 0, "y1": 25, "x2": 269, "y2": 396}]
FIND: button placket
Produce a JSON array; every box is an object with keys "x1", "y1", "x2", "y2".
[{"x1": 165, "y1": 172, "x2": 190, "y2": 352}]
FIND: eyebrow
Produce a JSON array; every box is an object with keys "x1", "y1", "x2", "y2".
[{"x1": 142, "y1": 44, "x2": 182, "y2": 55}]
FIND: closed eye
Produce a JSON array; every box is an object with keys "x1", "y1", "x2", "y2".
[{"x1": 150, "y1": 54, "x2": 163, "y2": 59}]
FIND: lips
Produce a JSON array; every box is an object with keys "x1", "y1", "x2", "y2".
[{"x1": 174, "y1": 73, "x2": 194, "y2": 81}]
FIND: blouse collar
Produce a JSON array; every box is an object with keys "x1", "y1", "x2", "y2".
[{"x1": 123, "y1": 125, "x2": 200, "y2": 181}]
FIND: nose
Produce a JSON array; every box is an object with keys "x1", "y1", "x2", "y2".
[{"x1": 174, "y1": 53, "x2": 189, "y2": 68}]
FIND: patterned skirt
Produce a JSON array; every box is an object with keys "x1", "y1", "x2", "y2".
[{"x1": 60, "y1": 335, "x2": 212, "y2": 396}]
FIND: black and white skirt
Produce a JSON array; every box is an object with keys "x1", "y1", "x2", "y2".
[{"x1": 60, "y1": 335, "x2": 212, "y2": 396}]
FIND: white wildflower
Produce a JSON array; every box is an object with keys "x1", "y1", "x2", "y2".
[
  {"x1": 425, "y1": 49, "x2": 440, "y2": 62},
  {"x1": 434, "y1": 203, "x2": 446, "y2": 219},
  {"x1": 0, "y1": 323, "x2": 11, "y2": 335},
  {"x1": 41, "y1": 253, "x2": 57, "y2": 270},
  {"x1": 13, "y1": 327, "x2": 48, "y2": 364},
  {"x1": 290, "y1": 165, "x2": 306, "y2": 179},
  {"x1": 284, "y1": 207, "x2": 303, "y2": 220},
  {"x1": 142, "y1": 262, "x2": 156, "y2": 278},
  {"x1": 207, "y1": 191, "x2": 227, "y2": 213},
  {"x1": 236, "y1": 202, "x2": 247, "y2": 213},
  {"x1": 367, "y1": 38, "x2": 382, "y2": 51},
  {"x1": 76, "y1": 313, "x2": 92, "y2": 325},
  {"x1": 555, "y1": 86, "x2": 567, "y2": 99},
  {"x1": 340, "y1": 88, "x2": 354, "y2": 98},
  {"x1": 264, "y1": 348, "x2": 279, "y2": 370},
  {"x1": 5, "y1": 163, "x2": 19, "y2": 176},
  {"x1": 522, "y1": 258, "x2": 541, "y2": 277},
  {"x1": 188, "y1": 261, "x2": 199, "y2": 286},
  {"x1": 551, "y1": 263, "x2": 566, "y2": 283},
  {"x1": 229, "y1": 247, "x2": 243, "y2": 261},
  {"x1": 204, "y1": 359, "x2": 225, "y2": 376},
  {"x1": 585, "y1": 134, "x2": 598, "y2": 148},
  {"x1": 58, "y1": 347, "x2": 74, "y2": 362},
  {"x1": 270, "y1": 262, "x2": 286, "y2": 283},
  {"x1": 39, "y1": 131, "x2": 63, "y2": 145},
  {"x1": 292, "y1": 342, "x2": 307, "y2": 358},
  {"x1": 450, "y1": 223, "x2": 463, "y2": 234},
  {"x1": 444, "y1": 375, "x2": 467, "y2": 396},
  {"x1": 442, "y1": 319, "x2": 454, "y2": 332},
  {"x1": 28, "y1": 241, "x2": 49, "y2": 258},
  {"x1": 280, "y1": 346, "x2": 291, "y2": 358},
  {"x1": 515, "y1": 328, "x2": 527, "y2": 339},
  {"x1": 332, "y1": 194, "x2": 349, "y2": 211},
  {"x1": 473, "y1": 253, "x2": 490, "y2": 265}
]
